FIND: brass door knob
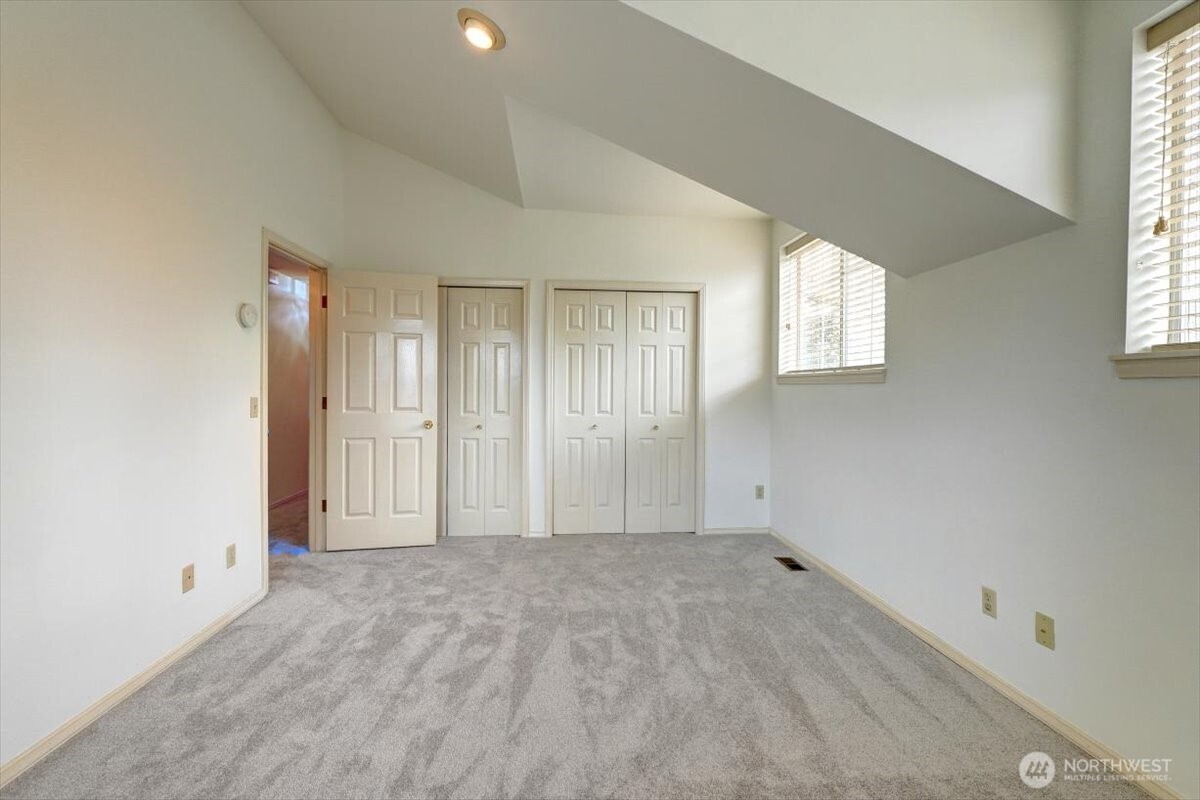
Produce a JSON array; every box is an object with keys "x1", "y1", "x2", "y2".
[{"x1": 423, "y1": 419, "x2": 434, "y2": 430}]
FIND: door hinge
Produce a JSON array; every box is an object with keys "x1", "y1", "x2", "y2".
[
  {"x1": 321, "y1": 396, "x2": 327, "y2": 410},
  {"x1": 321, "y1": 295, "x2": 328, "y2": 309},
  {"x1": 321, "y1": 499, "x2": 327, "y2": 513}
]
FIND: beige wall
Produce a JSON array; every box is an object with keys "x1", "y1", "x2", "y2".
[
  {"x1": 0, "y1": 0, "x2": 342, "y2": 765},
  {"x1": 267, "y1": 250, "x2": 309, "y2": 506},
  {"x1": 769, "y1": 1, "x2": 1199, "y2": 795}
]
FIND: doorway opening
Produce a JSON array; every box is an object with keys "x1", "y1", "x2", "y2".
[{"x1": 264, "y1": 242, "x2": 327, "y2": 556}]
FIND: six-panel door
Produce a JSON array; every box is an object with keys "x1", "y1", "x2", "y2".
[
  {"x1": 625, "y1": 292, "x2": 697, "y2": 533},
  {"x1": 553, "y1": 291, "x2": 627, "y2": 534},
  {"x1": 446, "y1": 287, "x2": 523, "y2": 536},
  {"x1": 326, "y1": 271, "x2": 438, "y2": 550}
]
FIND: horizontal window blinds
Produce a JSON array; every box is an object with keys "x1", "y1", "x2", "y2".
[
  {"x1": 1146, "y1": 7, "x2": 1199, "y2": 346},
  {"x1": 779, "y1": 236, "x2": 885, "y2": 373}
]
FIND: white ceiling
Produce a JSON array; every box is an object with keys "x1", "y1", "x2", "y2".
[
  {"x1": 242, "y1": 0, "x2": 1070, "y2": 275},
  {"x1": 505, "y1": 97, "x2": 762, "y2": 218},
  {"x1": 242, "y1": 0, "x2": 761, "y2": 219}
]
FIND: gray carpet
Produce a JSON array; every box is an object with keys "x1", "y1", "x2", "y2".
[{"x1": 2, "y1": 534, "x2": 1142, "y2": 800}]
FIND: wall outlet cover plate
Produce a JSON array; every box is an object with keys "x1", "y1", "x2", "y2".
[{"x1": 1035, "y1": 612, "x2": 1055, "y2": 650}]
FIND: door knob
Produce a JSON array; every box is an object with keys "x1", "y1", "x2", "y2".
[
  {"x1": 589, "y1": 424, "x2": 598, "y2": 430},
  {"x1": 475, "y1": 424, "x2": 483, "y2": 430},
  {"x1": 423, "y1": 419, "x2": 434, "y2": 430},
  {"x1": 652, "y1": 425, "x2": 660, "y2": 431}
]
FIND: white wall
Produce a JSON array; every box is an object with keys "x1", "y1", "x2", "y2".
[
  {"x1": 0, "y1": 0, "x2": 342, "y2": 765},
  {"x1": 769, "y1": 1, "x2": 1199, "y2": 796},
  {"x1": 625, "y1": 0, "x2": 1079, "y2": 218},
  {"x1": 342, "y1": 132, "x2": 773, "y2": 534}
]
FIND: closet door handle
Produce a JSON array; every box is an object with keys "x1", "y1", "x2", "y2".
[
  {"x1": 423, "y1": 419, "x2": 434, "y2": 430},
  {"x1": 589, "y1": 424, "x2": 598, "y2": 431},
  {"x1": 475, "y1": 424, "x2": 483, "y2": 430},
  {"x1": 652, "y1": 425, "x2": 659, "y2": 431}
]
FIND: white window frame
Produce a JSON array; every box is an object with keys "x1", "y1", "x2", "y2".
[
  {"x1": 1114, "y1": 0, "x2": 1200, "y2": 379},
  {"x1": 776, "y1": 233, "x2": 887, "y2": 385}
]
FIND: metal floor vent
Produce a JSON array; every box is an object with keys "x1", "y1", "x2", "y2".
[{"x1": 774, "y1": 556, "x2": 808, "y2": 571}]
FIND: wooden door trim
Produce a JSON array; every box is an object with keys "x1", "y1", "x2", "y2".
[
  {"x1": 437, "y1": 278, "x2": 531, "y2": 538},
  {"x1": 544, "y1": 280, "x2": 706, "y2": 537},
  {"x1": 260, "y1": 229, "x2": 332, "y2": 588}
]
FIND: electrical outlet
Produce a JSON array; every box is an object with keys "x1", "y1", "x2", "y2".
[
  {"x1": 181, "y1": 564, "x2": 195, "y2": 593},
  {"x1": 981, "y1": 586, "x2": 997, "y2": 618},
  {"x1": 1035, "y1": 612, "x2": 1055, "y2": 650},
  {"x1": 755, "y1": 484, "x2": 765, "y2": 500},
  {"x1": 225, "y1": 544, "x2": 236, "y2": 569},
  {"x1": 249, "y1": 396, "x2": 260, "y2": 418}
]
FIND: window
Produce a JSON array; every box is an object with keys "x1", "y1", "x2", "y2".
[
  {"x1": 778, "y1": 234, "x2": 886, "y2": 383},
  {"x1": 1118, "y1": 2, "x2": 1200, "y2": 377}
]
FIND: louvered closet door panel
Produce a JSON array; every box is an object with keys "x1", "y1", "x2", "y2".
[
  {"x1": 625, "y1": 293, "x2": 663, "y2": 533},
  {"x1": 446, "y1": 288, "x2": 485, "y2": 536},
  {"x1": 658, "y1": 292, "x2": 696, "y2": 532},
  {"x1": 587, "y1": 292, "x2": 627, "y2": 533},
  {"x1": 553, "y1": 291, "x2": 591, "y2": 534},
  {"x1": 484, "y1": 288, "x2": 523, "y2": 535}
]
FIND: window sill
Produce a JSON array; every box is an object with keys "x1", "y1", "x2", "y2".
[
  {"x1": 777, "y1": 367, "x2": 886, "y2": 385},
  {"x1": 1109, "y1": 349, "x2": 1200, "y2": 379}
]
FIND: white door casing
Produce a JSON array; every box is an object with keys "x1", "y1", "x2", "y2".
[
  {"x1": 326, "y1": 270, "x2": 438, "y2": 550},
  {"x1": 553, "y1": 290, "x2": 626, "y2": 534},
  {"x1": 445, "y1": 287, "x2": 523, "y2": 535},
  {"x1": 626, "y1": 292, "x2": 697, "y2": 533}
]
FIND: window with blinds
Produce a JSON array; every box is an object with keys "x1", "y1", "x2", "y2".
[
  {"x1": 778, "y1": 235, "x2": 885, "y2": 375},
  {"x1": 1141, "y1": 4, "x2": 1199, "y2": 348}
]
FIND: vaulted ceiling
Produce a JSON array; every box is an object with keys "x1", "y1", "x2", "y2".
[{"x1": 242, "y1": 0, "x2": 1073, "y2": 276}]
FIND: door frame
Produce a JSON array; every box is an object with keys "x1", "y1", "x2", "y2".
[
  {"x1": 437, "y1": 277, "x2": 532, "y2": 537},
  {"x1": 260, "y1": 228, "x2": 330, "y2": 586},
  {"x1": 544, "y1": 280, "x2": 706, "y2": 537}
]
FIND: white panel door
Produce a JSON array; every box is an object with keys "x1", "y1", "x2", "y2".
[
  {"x1": 625, "y1": 292, "x2": 697, "y2": 533},
  {"x1": 553, "y1": 290, "x2": 626, "y2": 534},
  {"x1": 445, "y1": 288, "x2": 485, "y2": 536},
  {"x1": 483, "y1": 288, "x2": 523, "y2": 535},
  {"x1": 445, "y1": 287, "x2": 523, "y2": 536},
  {"x1": 327, "y1": 271, "x2": 438, "y2": 550},
  {"x1": 658, "y1": 292, "x2": 697, "y2": 532}
]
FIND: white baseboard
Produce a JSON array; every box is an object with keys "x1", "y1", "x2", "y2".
[
  {"x1": 768, "y1": 529, "x2": 1179, "y2": 800},
  {"x1": 699, "y1": 527, "x2": 770, "y2": 535},
  {"x1": 268, "y1": 488, "x2": 307, "y2": 510},
  {"x1": 0, "y1": 587, "x2": 268, "y2": 789}
]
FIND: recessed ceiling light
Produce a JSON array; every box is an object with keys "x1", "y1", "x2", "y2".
[{"x1": 458, "y1": 8, "x2": 505, "y2": 51}]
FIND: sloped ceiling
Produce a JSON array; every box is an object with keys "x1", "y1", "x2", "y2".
[{"x1": 242, "y1": 0, "x2": 1072, "y2": 276}]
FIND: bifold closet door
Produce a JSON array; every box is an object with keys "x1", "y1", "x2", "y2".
[
  {"x1": 446, "y1": 287, "x2": 523, "y2": 536},
  {"x1": 553, "y1": 290, "x2": 626, "y2": 534},
  {"x1": 625, "y1": 292, "x2": 697, "y2": 533}
]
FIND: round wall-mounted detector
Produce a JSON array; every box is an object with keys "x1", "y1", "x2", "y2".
[
  {"x1": 237, "y1": 302, "x2": 259, "y2": 329},
  {"x1": 458, "y1": 8, "x2": 505, "y2": 51}
]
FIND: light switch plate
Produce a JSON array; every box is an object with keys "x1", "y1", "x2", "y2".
[
  {"x1": 225, "y1": 544, "x2": 236, "y2": 569},
  {"x1": 1035, "y1": 612, "x2": 1055, "y2": 650},
  {"x1": 249, "y1": 397, "x2": 260, "y2": 418},
  {"x1": 755, "y1": 485, "x2": 765, "y2": 500},
  {"x1": 981, "y1": 586, "x2": 997, "y2": 618},
  {"x1": 181, "y1": 564, "x2": 195, "y2": 593}
]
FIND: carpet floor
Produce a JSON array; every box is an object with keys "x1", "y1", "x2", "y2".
[
  {"x1": 2, "y1": 534, "x2": 1142, "y2": 800},
  {"x1": 268, "y1": 495, "x2": 308, "y2": 555}
]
